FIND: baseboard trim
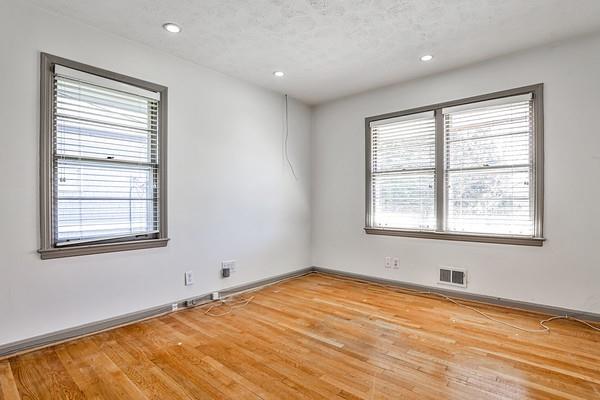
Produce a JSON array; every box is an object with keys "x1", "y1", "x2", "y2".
[
  {"x1": 3, "y1": 265, "x2": 597, "y2": 359},
  {"x1": 312, "y1": 266, "x2": 600, "y2": 322},
  {"x1": 0, "y1": 267, "x2": 313, "y2": 359}
]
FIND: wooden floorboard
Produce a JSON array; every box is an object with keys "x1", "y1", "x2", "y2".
[{"x1": 1, "y1": 272, "x2": 599, "y2": 399}]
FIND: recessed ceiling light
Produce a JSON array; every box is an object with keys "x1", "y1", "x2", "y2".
[
  {"x1": 163, "y1": 23, "x2": 181, "y2": 33},
  {"x1": 420, "y1": 54, "x2": 434, "y2": 62},
  {"x1": 273, "y1": 71, "x2": 285, "y2": 77}
]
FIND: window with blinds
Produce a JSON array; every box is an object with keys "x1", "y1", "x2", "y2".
[
  {"x1": 54, "y1": 67, "x2": 160, "y2": 246},
  {"x1": 370, "y1": 112, "x2": 436, "y2": 230},
  {"x1": 444, "y1": 95, "x2": 533, "y2": 236},
  {"x1": 39, "y1": 53, "x2": 168, "y2": 259},
  {"x1": 366, "y1": 85, "x2": 544, "y2": 246}
]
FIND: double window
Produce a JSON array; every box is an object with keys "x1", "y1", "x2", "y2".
[
  {"x1": 39, "y1": 53, "x2": 168, "y2": 259},
  {"x1": 365, "y1": 85, "x2": 544, "y2": 246}
]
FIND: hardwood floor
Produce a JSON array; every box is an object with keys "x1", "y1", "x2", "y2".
[{"x1": 1, "y1": 272, "x2": 599, "y2": 399}]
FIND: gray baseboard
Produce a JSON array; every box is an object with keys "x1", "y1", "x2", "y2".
[
  {"x1": 312, "y1": 266, "x2": 600, "y2": 322},
  {"x1": 2, "y1": 265, "x2": 597, "y2": 359},
  {"x1": 0, "y1": 267, "x2": 313, "y2": 359}
]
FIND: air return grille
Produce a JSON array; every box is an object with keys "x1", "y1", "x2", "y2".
[
  {"x1": 440, "y1": 268, "x2": 452, "y2": 283},
  {"x1": 439, "y1": 267, "x2": 467, "y2": 287}
]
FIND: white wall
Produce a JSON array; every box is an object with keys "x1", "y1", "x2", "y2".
[
  {"x1": 0, "y1": 1, "x2": 311, "y2": 346},
  {"x1": 312, "y1": 33, "x2": 600, "y2": 314}
]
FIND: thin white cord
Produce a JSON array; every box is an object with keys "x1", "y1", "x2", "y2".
[
  {"x1": 316, "y1": 273, "x2": 600, "y2": 334},
  {"x1": 284, "y1": 94, "x2": 298, "y2": 180},
  {"x1": 204, "y1": 296, "x2": 255, "y2": 317},
  {"x1": 196, "y1": 272, "x2": 600, "y2": 333},
  {"x1": 187, "y1": 271, "x2": 312, "y2": 316},
  {"x1": 417, "y1": 291, "x2": 549, "y2": 333},
  {"x1": 540, "y1": 315, "x2": 600, "y2": 332}
]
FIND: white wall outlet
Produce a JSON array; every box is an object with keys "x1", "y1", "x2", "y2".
[
  {"x1": 222, "y1": 260, "x2": 236, "y2": 272},
  {"x1": 392, "y1": 257, "x2": 400, "y2": 269},
  {"x1": 171, "y1": 303, "x2": 179, "y2": 311},
  {"x1": 384, "y1": 257, "x2": 392, "y2": 268},
  {"x1": 211, "y1": 292, "x2": 220, "y2": 300},
  {"x1": 184, "y1": 271, "x2": 194, "y2": 286}
]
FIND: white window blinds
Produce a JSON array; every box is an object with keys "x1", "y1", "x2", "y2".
[
  {"x1": 367, "y1": 88, "x2": 541, "y2": 243},
  {"x1": 53, "y1": 66, "x2": 161, "y2": 246},
  {"x1": 370, "y1": 112, "x2": 436, "y2": 230},
  {"x1": 443, "y1": 95, "x2": 534, "y2": 236}
]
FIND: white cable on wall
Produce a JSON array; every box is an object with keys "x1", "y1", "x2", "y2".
[{"x1": 284, "y1": 94, "x2": 298, "y2": 180}]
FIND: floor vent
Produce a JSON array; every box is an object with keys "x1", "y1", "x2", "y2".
[{"x1": 439, "y1": 267, "x2": 467, "y2": 288}]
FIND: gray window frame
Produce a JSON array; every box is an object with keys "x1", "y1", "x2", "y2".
[
  {"x1": 38, "y1": 53, "x2": 169, "y2": 259},
  {"x1": 365, "y1": 84, "x2": 544, "y2": 246}
]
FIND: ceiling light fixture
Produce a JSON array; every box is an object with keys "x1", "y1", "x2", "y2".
[
  {"x1": 420, "y1": 54, "x2": 434, "y2": 62},
  {"x1": 273, "y1": 71, "x2": 285, "y2": 77},
  {"x1": 163, "y1": 23, "x2": 181, "y2": 33}
]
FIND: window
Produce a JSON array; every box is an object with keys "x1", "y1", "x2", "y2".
[
  {"x1": 365, "y1": 85, "x2": 544, "y2": 246},
  {"x1": 39, "y1": 53, "x2": 168, "y2": 259}
]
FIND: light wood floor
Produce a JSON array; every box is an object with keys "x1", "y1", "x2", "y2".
[{"x1": 1, "y1": 273, "x2": 599, "y2": 400}]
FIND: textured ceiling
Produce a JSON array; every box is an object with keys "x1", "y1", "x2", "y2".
[{"x1": 26, "y1": 0, "x2": 600, "y2": 104}]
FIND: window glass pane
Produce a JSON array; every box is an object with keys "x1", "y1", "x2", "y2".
[
  {"x1": 55, "y1": 77, "x2": 157, "y2": 163},
  {"x1": 372, "y1": 116, "x2": 435, "y2": 172},
  {"x1": 372, "y1": 172, "x2": 436, "y2": 230},
  {"x1": 446, "y1": 167, "x2": 532, "y2": 236},
  {"x1": 447, "y1": 132, "x2": 530, "y2": 169},
  {"x1": 445, "y1": 101, "x2": 531, "y2": 170},
  {"x1": 55, "y1": 160, "x2": 157, "y2": 242}
]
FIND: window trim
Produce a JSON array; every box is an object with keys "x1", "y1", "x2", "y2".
[
  {"x1": 364, "y1": 84, "x2": 544, "y2": 246},
  {"x1": 38, "y1": 52, "x2": 169, "y2": 259}
]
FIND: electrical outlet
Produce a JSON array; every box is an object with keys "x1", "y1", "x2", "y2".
[
  {"x1": 384, "y1": 257, "x2": 392, "y2": 268},
  {"x1": 211, "y1": 292, "x2": 220, "y2": 300},
  {"x1": 171, "y1": 303, "x2": 178, "y2": 311},
  {"x1": 392, "y1": 257, "x2": 400, "y2": 269},
  {"x1": 184, "y1": 271, "x2": 194, "y2": 286},
  {"x1": 222, "y1": 260, "x2": 236, "y2": 273}
]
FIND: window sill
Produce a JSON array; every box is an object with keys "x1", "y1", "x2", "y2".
[
  {"x1": 38, "y1": 238, "x2": 170, "y2": 259},
  {"x1": 364, "y1": 228, "x2": 544, "y2": 246}
]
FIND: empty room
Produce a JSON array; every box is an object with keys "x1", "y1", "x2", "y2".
[{"x1": 1, "y1": 0, "x2": 600, "y2": 399}]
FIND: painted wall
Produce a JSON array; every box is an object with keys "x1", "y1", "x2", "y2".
[
  {"x1": 311, "y1": 33, "x2": 600, "y2": 314},
  {"x1": 0, "y1": 1, "x2": 311, "y2": 345}
]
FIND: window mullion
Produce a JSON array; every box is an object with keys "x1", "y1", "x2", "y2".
[{"x1": 434, "y1": 108, "x2": 445, "y2": 232}]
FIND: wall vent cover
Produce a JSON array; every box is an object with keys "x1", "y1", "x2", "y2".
[
  {"x1": 440, "y1": 268, "x2": 452, "y2": 283},
  {"x1": 439, "y1": 267, "x2": 467, "y2": 288}
]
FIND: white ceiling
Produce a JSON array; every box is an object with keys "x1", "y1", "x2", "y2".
[{"x1": 28, "y1": 0, "x2": 600, "y2": 104}]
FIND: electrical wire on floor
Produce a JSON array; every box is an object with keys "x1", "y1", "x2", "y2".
[
  {"x1": 204, "y1": 296, "x2": 255, "y2": 317},
  {"x1": 415, "y1": 290, "x2": 600, "y2": 333},
  {"x1": 284, "y1": 94, "x2": 298, "y2": 180},
  {"x1": 185, "y1": 271, "x2": 313, "y2": 317},
  {"x1": 314, "y1": 273, "x2": 600, "y2": 334}
]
